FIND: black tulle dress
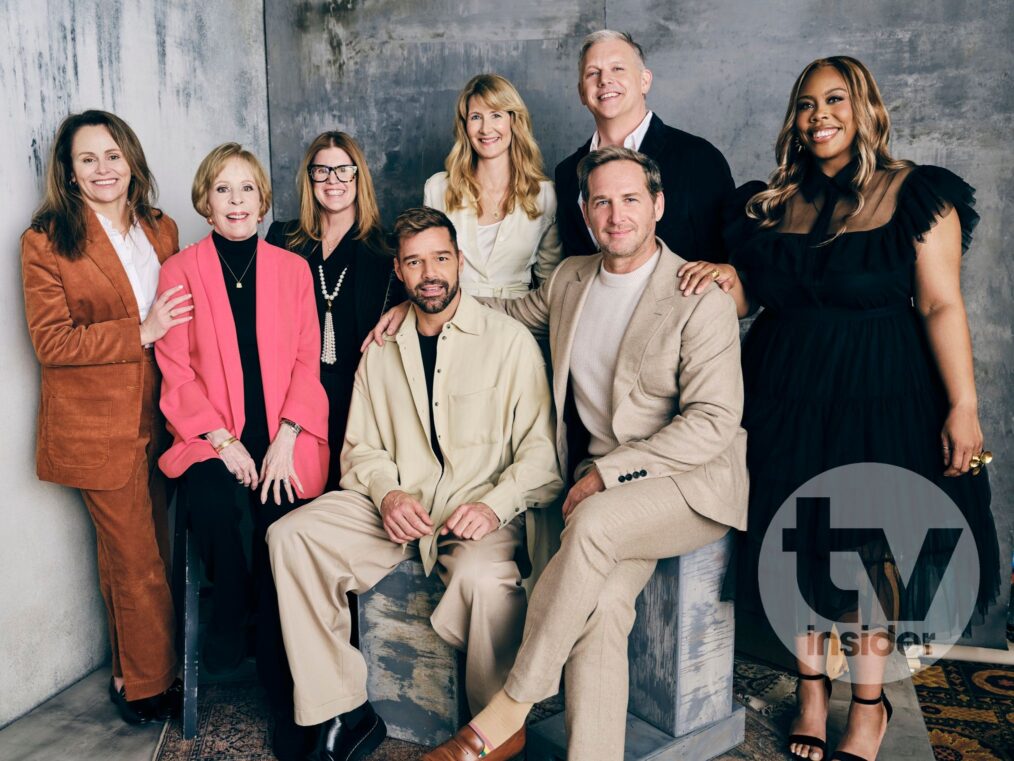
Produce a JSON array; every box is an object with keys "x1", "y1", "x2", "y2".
[{"x1": 725, "y1": 159, "x2": 1000, "y2": 631}]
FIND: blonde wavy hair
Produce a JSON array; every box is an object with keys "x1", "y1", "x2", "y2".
[
  {"x1": 287, "y1": 131, "x2": 385, "y2": 253},
  {"x1": 747, "y1": 56, "x2": 910, "y2": 232},
  {"x1": 443, "y1": 74, "x2": 547, "y2": 220}
]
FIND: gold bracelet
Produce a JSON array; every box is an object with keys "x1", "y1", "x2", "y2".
[{"x1": 214, "y1": 436, "x2": 238, "y2": 453}]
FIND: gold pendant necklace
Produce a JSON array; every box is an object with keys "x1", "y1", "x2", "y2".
[{"x1": 216, "y1": 249, "x2": 256, "y2": 288}]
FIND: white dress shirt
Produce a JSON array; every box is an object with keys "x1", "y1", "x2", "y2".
[
  {"x1": 588, "y1": 110, "x2": 653, "y2": 152},
  {"x1": 96, "y1": 212, "x2": 161, "y2": 320}
]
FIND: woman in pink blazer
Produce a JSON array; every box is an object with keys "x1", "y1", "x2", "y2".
[{"x1": 155, "y1": 143, "x2": 327, "y2": 721}]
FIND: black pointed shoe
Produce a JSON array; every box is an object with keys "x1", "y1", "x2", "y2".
[
  {"x1": 108, "y1": 678, "x2": 162, "y2": 725},
  {"x1": 312, "y1": 702, "x2": 387, "y2": 761}
]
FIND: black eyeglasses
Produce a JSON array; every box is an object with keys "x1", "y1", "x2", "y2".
[{"x1": 308, "y1": 164, "x2": 358, "y2": 183}]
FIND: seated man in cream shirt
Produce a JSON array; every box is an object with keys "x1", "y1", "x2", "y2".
[{"x1": 267, "y1": 206, "x2": 562, "y2": 761}]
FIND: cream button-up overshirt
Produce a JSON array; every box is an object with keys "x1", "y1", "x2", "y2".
[{"x1": 339, "y1": 293, "x2": 563, "y2": 574}]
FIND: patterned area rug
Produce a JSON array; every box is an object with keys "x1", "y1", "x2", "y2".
[
  {"x1": 913, "y1": 660, "x2": 1014, "y2": 760},
  {"x1": 154, "y1": 656, "x2": 1013, "y2": 760}
]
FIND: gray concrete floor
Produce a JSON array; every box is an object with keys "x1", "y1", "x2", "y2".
[{"x1": 0, "y1": 666, "x2": 164, "y2": 761}]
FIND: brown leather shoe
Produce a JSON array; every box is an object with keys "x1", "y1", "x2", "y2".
[{"x1": 422, "y1": 724, "x2": 525, "y2": 761}]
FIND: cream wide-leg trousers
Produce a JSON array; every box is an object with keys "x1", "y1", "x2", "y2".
[{"x1": 267, "y1": 490, "x2": 525, "y2": 726}]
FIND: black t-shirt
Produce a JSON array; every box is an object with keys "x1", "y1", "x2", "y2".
[
  {"x1": 212, "y1": 231, "x2": 268, "y2": 445},
  {"x1": 417, "y1": 331, "x2": 443, "y2": 466}
]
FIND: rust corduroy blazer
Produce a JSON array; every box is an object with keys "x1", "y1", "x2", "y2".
[{"x1": 21, "y1": 208, "x2": 180, "y2": 491}]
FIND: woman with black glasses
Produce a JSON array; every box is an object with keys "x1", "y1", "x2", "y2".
[{"x1": 267, "y1": 131, "x2": 393, "y2": 492}]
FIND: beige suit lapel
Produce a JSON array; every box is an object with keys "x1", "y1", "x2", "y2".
[
  {"x1": 611, "y1": 245, "x2": 679, "y2": 415},
  {"x1": 551, "y1": 255, "x2": 600, "y2": 409}
]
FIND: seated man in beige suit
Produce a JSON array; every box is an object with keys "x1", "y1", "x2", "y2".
[
  {"x1": 267, "y1": 207, "x2": 562, "y2": 761},
  {"x1": 416, "y1": 147, "x2": 748, "y2": 761}
]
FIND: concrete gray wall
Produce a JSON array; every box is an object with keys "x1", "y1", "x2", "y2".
[
  {"x1": 264, "y1": 0, "x2": 1012, "y2": 647},
  {"x1": 0, "y1": 0, "x2": 269, "y2": 727},
  {"x1": 1, "y1": 0, "x2": 1009, "y2": 728}
]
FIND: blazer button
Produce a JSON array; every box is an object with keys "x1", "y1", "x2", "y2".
[
  {"x1": 618, "y1": 475, "x2": 626, "y2": 483},
  {"x1": 632, "y1": 471, "x2": 640, "y2": 479},
  {"x1": 639, "y1": 469, "x2": 647, "y2": 477}
]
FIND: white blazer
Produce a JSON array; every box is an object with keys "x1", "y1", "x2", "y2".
[{"x1": 424, "y1": 172, "x2": 562, "y2": 298}]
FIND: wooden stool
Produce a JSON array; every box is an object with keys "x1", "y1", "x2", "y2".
[
  {"x1": 356, "y1": 558, "x2": 468, "y2": 746},
  {"x1": 529, "y1": 533, "x2": 745, "y2": 760}
]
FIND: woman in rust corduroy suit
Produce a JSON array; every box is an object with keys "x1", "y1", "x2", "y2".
[{"x1": 21, "y1": 110, "x2": 193, "y2": 724}]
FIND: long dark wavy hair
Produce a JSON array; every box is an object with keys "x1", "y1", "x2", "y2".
[{"x1": 29, "y1": 110, "x2": 162, "y2": 259}]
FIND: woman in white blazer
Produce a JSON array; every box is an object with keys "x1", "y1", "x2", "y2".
[{"x1": 424, "y1": 74, "x2": 561, "y2": 298}]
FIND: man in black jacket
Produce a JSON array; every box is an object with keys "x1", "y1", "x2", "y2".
[{"x1": 556, "y1": 30, "x2": 734, "y2": 261}]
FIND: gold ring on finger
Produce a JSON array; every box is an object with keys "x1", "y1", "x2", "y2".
[
  {"x1": 710, "y1": 269, "x2": 720, "y2": 280},
  {"x1": 970, "y1": 450, "x2": 993, "y2": 475}
]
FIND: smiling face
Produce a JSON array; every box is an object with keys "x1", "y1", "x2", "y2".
[
  {"x1": 207, "y1": 157, "x2": 261, "y2": 240},
  {"x1": 795, "y1": 65, "x2": 856, "y2": 175},
  {"x1": 578, "y1": 38, "x2": 652, "y2": 127},
  {"x1": 70, "y1": 124, "x2": 133, "y2": 215},
  {"x1": 311, "y1": 145, "x2": 358, "y2": 218},
  {"x1": 465, "y1": 95, "x2": 513, "y2": 161},
  {"x1": 394, "y1": 226, "x2": 463, "y2": 315},
  {"x1": 582, "y1": 159, "x2": 663, "y2": 265}
]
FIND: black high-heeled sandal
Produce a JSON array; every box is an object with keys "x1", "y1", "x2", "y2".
[
  {"x1": 787, "y1": 672, "x2": 833, "y2": 759},
  {"x1": 830, "y1": 690, "x2": 893, "y2": 761}
]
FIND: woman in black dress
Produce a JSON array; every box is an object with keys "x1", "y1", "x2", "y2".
[
  {"x1": 679, "y1": 57, "x2": 999, "y2": 761},
  {"x1": 266, "y1": 131, "x2": 393, "y2": 491}
]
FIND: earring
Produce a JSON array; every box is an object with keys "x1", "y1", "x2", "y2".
[
  {"x1": 207, "y1": 217, "x2": 214, "y2": 225},
  {"x1": 793, "y1": 136, "x2": 805, "y2": 153}
]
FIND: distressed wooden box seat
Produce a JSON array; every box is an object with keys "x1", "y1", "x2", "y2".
[
  {"x1": 529, "y1": 533, "x2": 745, "y2": 760},
  {"x1": 356, "y1": 557, "x2": 468, "y2": 746}
]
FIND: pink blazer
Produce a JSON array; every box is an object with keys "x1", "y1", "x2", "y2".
[{"x1": 155, "y1": 234, "x2": 329, "y2": 498}]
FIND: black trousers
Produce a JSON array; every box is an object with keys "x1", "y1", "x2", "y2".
[{"x1": 182, "y1": 437, "x2": 303, "y2": 715}]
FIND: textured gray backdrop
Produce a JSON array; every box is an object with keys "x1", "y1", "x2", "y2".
[
  {"x1": 0, "y1": 0, "x2": 269, "y2": 728},
  {"x1": 263, "y1": 0, "x2": 1011, "y2": 648},
  {"x1": 0, "y1": 0, "x2": 1009, "y2": 729}
]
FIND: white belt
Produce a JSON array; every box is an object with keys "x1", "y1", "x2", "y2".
[{"x1": 464, "y1": 283, "x2": 531, "y2": 299}]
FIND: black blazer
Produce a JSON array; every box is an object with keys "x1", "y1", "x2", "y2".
[
  {"x1": 265, "y1": 220, "x2": 394, "y2": 346},
  {"x1": 554, "y1": 114, "x2": 734, "y2": 262}
]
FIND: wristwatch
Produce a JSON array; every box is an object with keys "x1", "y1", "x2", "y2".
[{"x1": 282, "y1": 418, "x2": 302, "y2": 435}]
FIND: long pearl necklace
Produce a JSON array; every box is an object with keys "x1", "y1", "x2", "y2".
[{"x1": 318, "y1": 263, "x2": 348, "y2": 365}]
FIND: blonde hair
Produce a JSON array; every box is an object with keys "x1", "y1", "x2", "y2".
[
  {"x1": 191, "y1": 142, "x2": 272, "y2": 219},
  {"x1": 30, "y1": 110, "x2": 162, "y2": 260},
  {"x1": 747, "y1": 56, "x2": 910, "y2": 233},
  {"x1": 288, "y1": 131, "x2": 385, "y2": 252},
  {"x1": 443, "y1": 74, "x2": 547, "y2": 220}
]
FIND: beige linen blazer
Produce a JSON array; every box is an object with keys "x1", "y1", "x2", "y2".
[
  {"x1": 424, "y1": 172, "x2": 562, "y2": 296},
  {"x1": 339, "y1": 293, "x2": 563, "y2": 573},
  {"x1": 492, "y1": 240, "x2": 748, "y2": 532}
]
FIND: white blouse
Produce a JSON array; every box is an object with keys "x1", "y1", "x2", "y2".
[
  {"x1": 423, "y1": 172, "x2": 562, "y2": 299},
  {"x1": 95, "y1": 212, "x2": 161, "y2": 320}
]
